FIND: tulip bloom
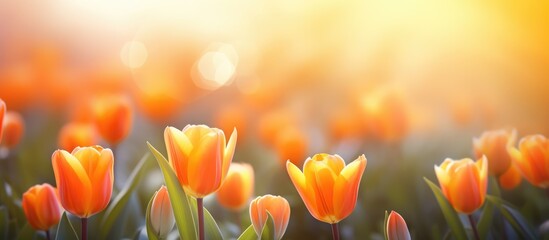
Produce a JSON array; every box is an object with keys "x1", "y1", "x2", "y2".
[
  {"x1": 386, "y1": 211, "x2": 411, "y2": 240},
  {"x1": 435, "y1": 156, "x2": 488, "y2": 214},
  {"x1": 58, "y1": 122, "x2": 98, "y2": 151},
  {"x1": 0, "y1": 98, "x2": 5, "y2": 143},
  {"x1": 52, "y1": 146, "x2": 114, "y2": 218},
  {"x1": 249, "y1": 195, "x2": 290, "y2": 240},
  {"x1": 92, "y1": 95, "x2": 133, "y2": 146},
  {"x1": 216, "y1": 163, "x2": 254, "y2": 211},
  {"x1": 22, "y1": 184, "x2": 63, "y2": 232},
  {"x1": 508, "y1": 135, "x2": 549, "y2": 188},
  {"x1": 148, "y1": 186, "x2": 175, "y2": 239},
  {"x1": 286, "y1": 154, "x2": 367, "y2": 224},
  {"x1": 498, "y1": 163, "x2": 522, "y2": 190},
  {"x1": 1, "y1": 111, "x2": 25, "y2": 149},
  {"x1": 274, "y1": 127, "x2": 308, "y2": 167},
  {"x1": 473, "y1": 129, "x2": 517, "y2": 176},
  {"x1": 164, "y1": 125, "x2": 237, "y2": 198}
]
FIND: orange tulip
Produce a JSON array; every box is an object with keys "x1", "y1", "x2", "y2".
[
  {"x1": 58, "y1": 122, "x2": 98, "y2": 151},
  {"x1": 1, "y1": 111, "x2": 25, "y2": 149},
  {"x1": 386, "y1": 211, "x2": 411, "y2": 240},
  {"x1": 249, "y1": 195, "x2": 290, "y2": 240},
  {"x1": 498, "y1": 163, "x2": 522, "y2": 190},
  {"x1": 274, "y1": 127, "x2": 308, "y2": 167},
  {"x1": 215, "y1": 105, "x2": 248, "y2": 143},
  {"x1": 0, "y1": 99, "x2": 5, "y2": 143},
  {"x1": 508, "y1": 134, "x2": 549, "y2": 188},
  {"x1": 164, "y1": 125, "x2": 237, "y2": 198},
  {"x1": 52, "y1": 146, "x2": 114, "y2": 218},
  {"x1": 216, "y1": 163, "x2": 254, "y2": 211},
  {"x1": 473, "y1": 129, "x2": 517, "y2": 176},
  {"x1": 92, "y1": 95, "x2": 133, "y2": 146},
  {"x1": 149, "y1": 185, "x2": 175, "y2": 239},
  {"x1": 435, "y1": 156, "x2": 488, "y2": 214},
  {"x1": 286, "y1": 153, "x2": 367, "y2": 223},
  {"x1": 22, "y1": 184, "x2": 63, "y2": 231}
]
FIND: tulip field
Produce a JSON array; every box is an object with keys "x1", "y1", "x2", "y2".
[{"x1": 1, "y1": 1, "x2": 549, "y2": 240}]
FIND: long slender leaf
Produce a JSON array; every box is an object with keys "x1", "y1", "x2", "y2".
[
  {"x1": 145, "y1": 195, "x2": 160, "y2": 240},
  {"x1": 486, "y1": 195, "x2": 537, "y2": 240},
  {"x1": 260, "y1": 212, "x2": 275, "y2": 240},
  {"x1": 237, "y1": 225, "x2": 257, "y2": 240},
  {"x1": 477, "y1": 199, "x2": 494, "y2": 239},
  {"x1": 55, "y1": 213, "x2": 79, "y2": 240},
  {"x1": 423, "y1": 177, "x2": 468, "y2": 240},
  {"x1": 189, "y1": 197, "x2": 224, "y2": 240},
  {"x1": 147, "y1": 142, "x2": 197, "y2": 240},
  {"x1": 100, "y1": 152, "x2": 151, "y2": 238}
]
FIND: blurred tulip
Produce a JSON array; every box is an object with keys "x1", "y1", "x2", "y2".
[
  {"x1": 0, "y1": 65, "x2": 37, "y2": 111},
  {"x1": 435, "y1": 156, "x2": 488, "y2": 214},
  {"x1": 22, "y1": 183, "x2": 63, "y2": 231},
  {"x1": 286, "y1": 153, "x2": 367, "y2": 224},
  {"x1": 386, "y1": 211, "x2": 411, "y2": 240},
  {"x1": 473, "y1": 129, "x2": 517, "y2": 176},
  {"x1": 148, "y1": 185, "x2": 175, "y2": 239},
  {"x1": 1, "y1": 111, "x2": 25, "y2": 149},
  {"x1": 164, "y1": 125, "x2": 237, "y2": 198},
  {"x1": 498, "y1": 163, "x2": 522, "y2": 190},
  {"x1": 0, "y1": 99, "x2": 5, "y2": 143},
  {"x1": 92, "y1": 95, "x2": 133, "y2": 146},
  {"x1": 257, "y1": 110, "x2": 294, "y2": 146},
  {"x1": 359, "y1": 89, "x2": 409, "y2": 143},
  {"x1": 327, "y1": 107, "x2": 364, "y2": 142},
  {"x1": 274, "y1": 127, "x2": 308, "y2": 167},
  {"x1": 508, "y1": 134, "x2": 549, "y2": 188},
  {"x1": 217, "y1": 163, "x2": 254, "y2": 211},
  {"x1": 58, "y1": 122, "x2": 98, "y2": 152},
  {"x1": 249, "y1": 195, "x2": 290, "y2": 240},
  {"x1": 215, "y1": 105, "x2": 248, "y2": 143},
  {"x1": 52, "y1": 146, "x2": 114, "y2": 218}
]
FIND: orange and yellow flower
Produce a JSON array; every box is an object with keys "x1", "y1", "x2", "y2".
[
  {"x1": 435, "y1": 156, "x2": 488, "y2": 214},
  {"x1": 498, "y1": 163, "x2": 522, "y2": 190},
  {"x1": 386, "y1": 211, "x2": 411, "y2": 240},
  {"x1": 92, "y1": 95, "x2": 133, "y2": 146},
  {"x1": 249, "y1": 195, "x2": 290, "y2": 240},
  {"x1": 473, "y1": 129, "x2": 517, "y2": 176},
  {"x1": 148, "y1": 185, "x2": 175, "y2": 239},
  {"x1": 286, "y1": 153, "x2": 367, "y2": 223},
  {"x1": 0, "y1": 99, "x2": 6, "y2": 143},
  {"x1": 1, "y1": 111, "x2": 25, "y2": 149},
  {"x1": 508, "y1": 134, "x2": 549, "y2": 188},
  {"x1": 22, "y1": 183, "x2": 63, "y2": 231},
  {"x1": 52, "y1": 146, "x2": 114, "y2": 218},
  {"x1": 164, "y1": 125, "x2": 237, "y2": 198},
  {"x1": 274, "y1": 127, "x2": 308, "y2": 167},
  {"x1": 216, "y1": 163, "x2": 254, "y2": 211},
  {"x1": 57, "y1": 122, "x2": 98, "y2": 151}
]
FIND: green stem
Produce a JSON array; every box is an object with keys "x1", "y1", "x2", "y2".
[
  {"x1": 82, "y1": 218, "x2": 88, "y2": 240},
  {"x1": 197, "y1": 198, "x2": 204, "y2": 240},
  {"x1": 331, "y1": 223, "x2": 340, "y2": 240},
  {"x1": 468, "y1": 214, "x2": 480, "y2": 240}
]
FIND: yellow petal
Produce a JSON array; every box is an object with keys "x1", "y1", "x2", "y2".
[
  {"x1": 333, "y1": 155, "x2": 366, "y2": 221},
  {"x1": 52, "y1": 150, "x2": 92, "y2": 217},
  {"x1": 187, "y1": 131, "x2": 224, "y2": 197},
  {"x1": 164, "y1": 127, "x2": 192, "y2": 186},
  {"x1": 222, "y1": 128, "x2": 237, "y2": 180},
  {"x1": 286, "y1": 160, "x2": 319, "y2": 220}
]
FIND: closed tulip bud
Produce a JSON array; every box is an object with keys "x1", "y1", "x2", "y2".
[
  {"x1": 386, "y1": 211, "x2": 411, "y2": 240},
  {"x1": 217, "y1": 163, "x2": 254, "y2": 211},
  {"x1": 164, "y1": 125, "x2": 237, "y2": 198},
  {"x1": 52, "y1": 146, "x2": 114, "y2": 218},
  {"x1": 58, "y1": 122, "x2": 98, "y2": 151},
  {"x1": 92, "y1": 95, "x2": 133, "y2": 145},
  {"x1": 149, "y1": 186, "x2": 175, "y2": 239},
  {"x1": 508, "y1": 135, "x2": 549, "y2": 188},
  {"x1": 0, "y1": 98, "x2": 5, "y2": 143},
  {"x1": 1, "y1": 111, "x2": 25, "y2": 149},
  {"x1": 286, "y1": 154, "x2": 367, "y2": 224},
  {"x1": 498, "y1": 163, "x2": 522, "y2": 190},
  {"x1": 22, "y1": 184, "x2": 63, "y2": 231},
  {"x1": 435, "y1": 156, "x2": 488, "y2": 214},
  {"x1": 473, "y1": 129, "x2": 517, "y2": 176},
  {"x1": 249, "y1": 195, "x2": 290, "y2": 240}
]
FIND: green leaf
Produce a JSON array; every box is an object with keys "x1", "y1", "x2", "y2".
[
  {"x1": 477, "y1": 199, "x2": 494, "y2": 239},
  {"x1": 55, "y1": 213, "x2": 79, "y2": 240},
  {"x1": 16, "y1": 223, "x2": 35, "y2": 240},
  {"x1": 147, "y1": 142, "x2": 197, "y2": 240},
  {"x1": 488, "y1": 177, "x2": 501, "y2": 197},
  {"x1": 486, "y1": 195, "x2": 537, "y2": 240},
  {"x1": 189, "y1": 197, "x2": 224, "y2": 240},
  {"x1": 100, "y1": 153, "x2": 152, "y2": 239},
  {"x1": 383, "y1": 210, "x2": 389, "y2": 240},
  {"x1": 237, "y1": 225, "x2": 257, "y2": 240},
  {"x1": 423, "y1": 177, "x2": 468, "y2": 240},
  {"x1": 145, "y1": 195, "x2": 160, "y2": 240},
  {"x1": 0, "y1": 207, "x2": 8, "y2": 239},
  {"x1": 260, "y1": 212, "x2": 275, "y2": 240}
]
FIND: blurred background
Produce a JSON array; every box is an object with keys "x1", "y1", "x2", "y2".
[{"x1": 1, "y1": 0, "x2": 549, "y2": 239}]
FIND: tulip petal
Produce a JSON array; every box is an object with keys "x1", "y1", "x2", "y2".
[
  {"x1": 72, "y1": 146, "x2": 102, "y2": 176},
  {"x1": 89, "y1": 149, "x2": 114, "y2": 215},
  {"x1": 334, "y1": 155, "x2": 366, "y2": 221},
  {"x1": 222, "y1": 128, "x2": 237, "y2": 180},
  {"x1": 164, "y1": 127, "x2": 193, "y2": 186},
  {"x1": 448, "y1": 162, "x2": 483, "y2": 214},
  {"x1": 187, "y1": 131, "x2": 224, "y2": 197},
  {"x1": 53, "y1": 150, "x2": 93, "y2": 217},
  {"x1": 286, "y1": 161, "x2": 320, "y2": 220}
]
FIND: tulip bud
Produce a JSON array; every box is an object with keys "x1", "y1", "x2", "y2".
[
  {"x1": 1, "y1": 111, "x2": 24, "y2": 149},
  {"x1": 508, "y1": 134, "x2": 549, "y2": 188},
  {"x1": 92, "y1": 95, "x2": 133, "y2": 145},
  {"x1": 473, "y1": 129, "x2": 517, "y2": 176},
  {"x1": 22, "y1": 184, "x2": 63, "y2": 231},
  {"x1": 217, "y1": 163, "x2": 254, "y2": 211},
  {"x1": 148, "y1": 186, "x2": 175, "y2": 239},
  {"x1": 435, "y1": 156, "x2": 488, "y2": 214},
  {"x1": 52, "y1": 146, "x2": 114, "y2": 218},
  {"x1": 58, "y1": 122, "x2": 98, "y2": 151},
  {"x1": 386, "y1": 211, "x2": 411, "y2": 240},
  {"x1": 249, "y1": 195, "x2": 290, "y2": 240}
]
